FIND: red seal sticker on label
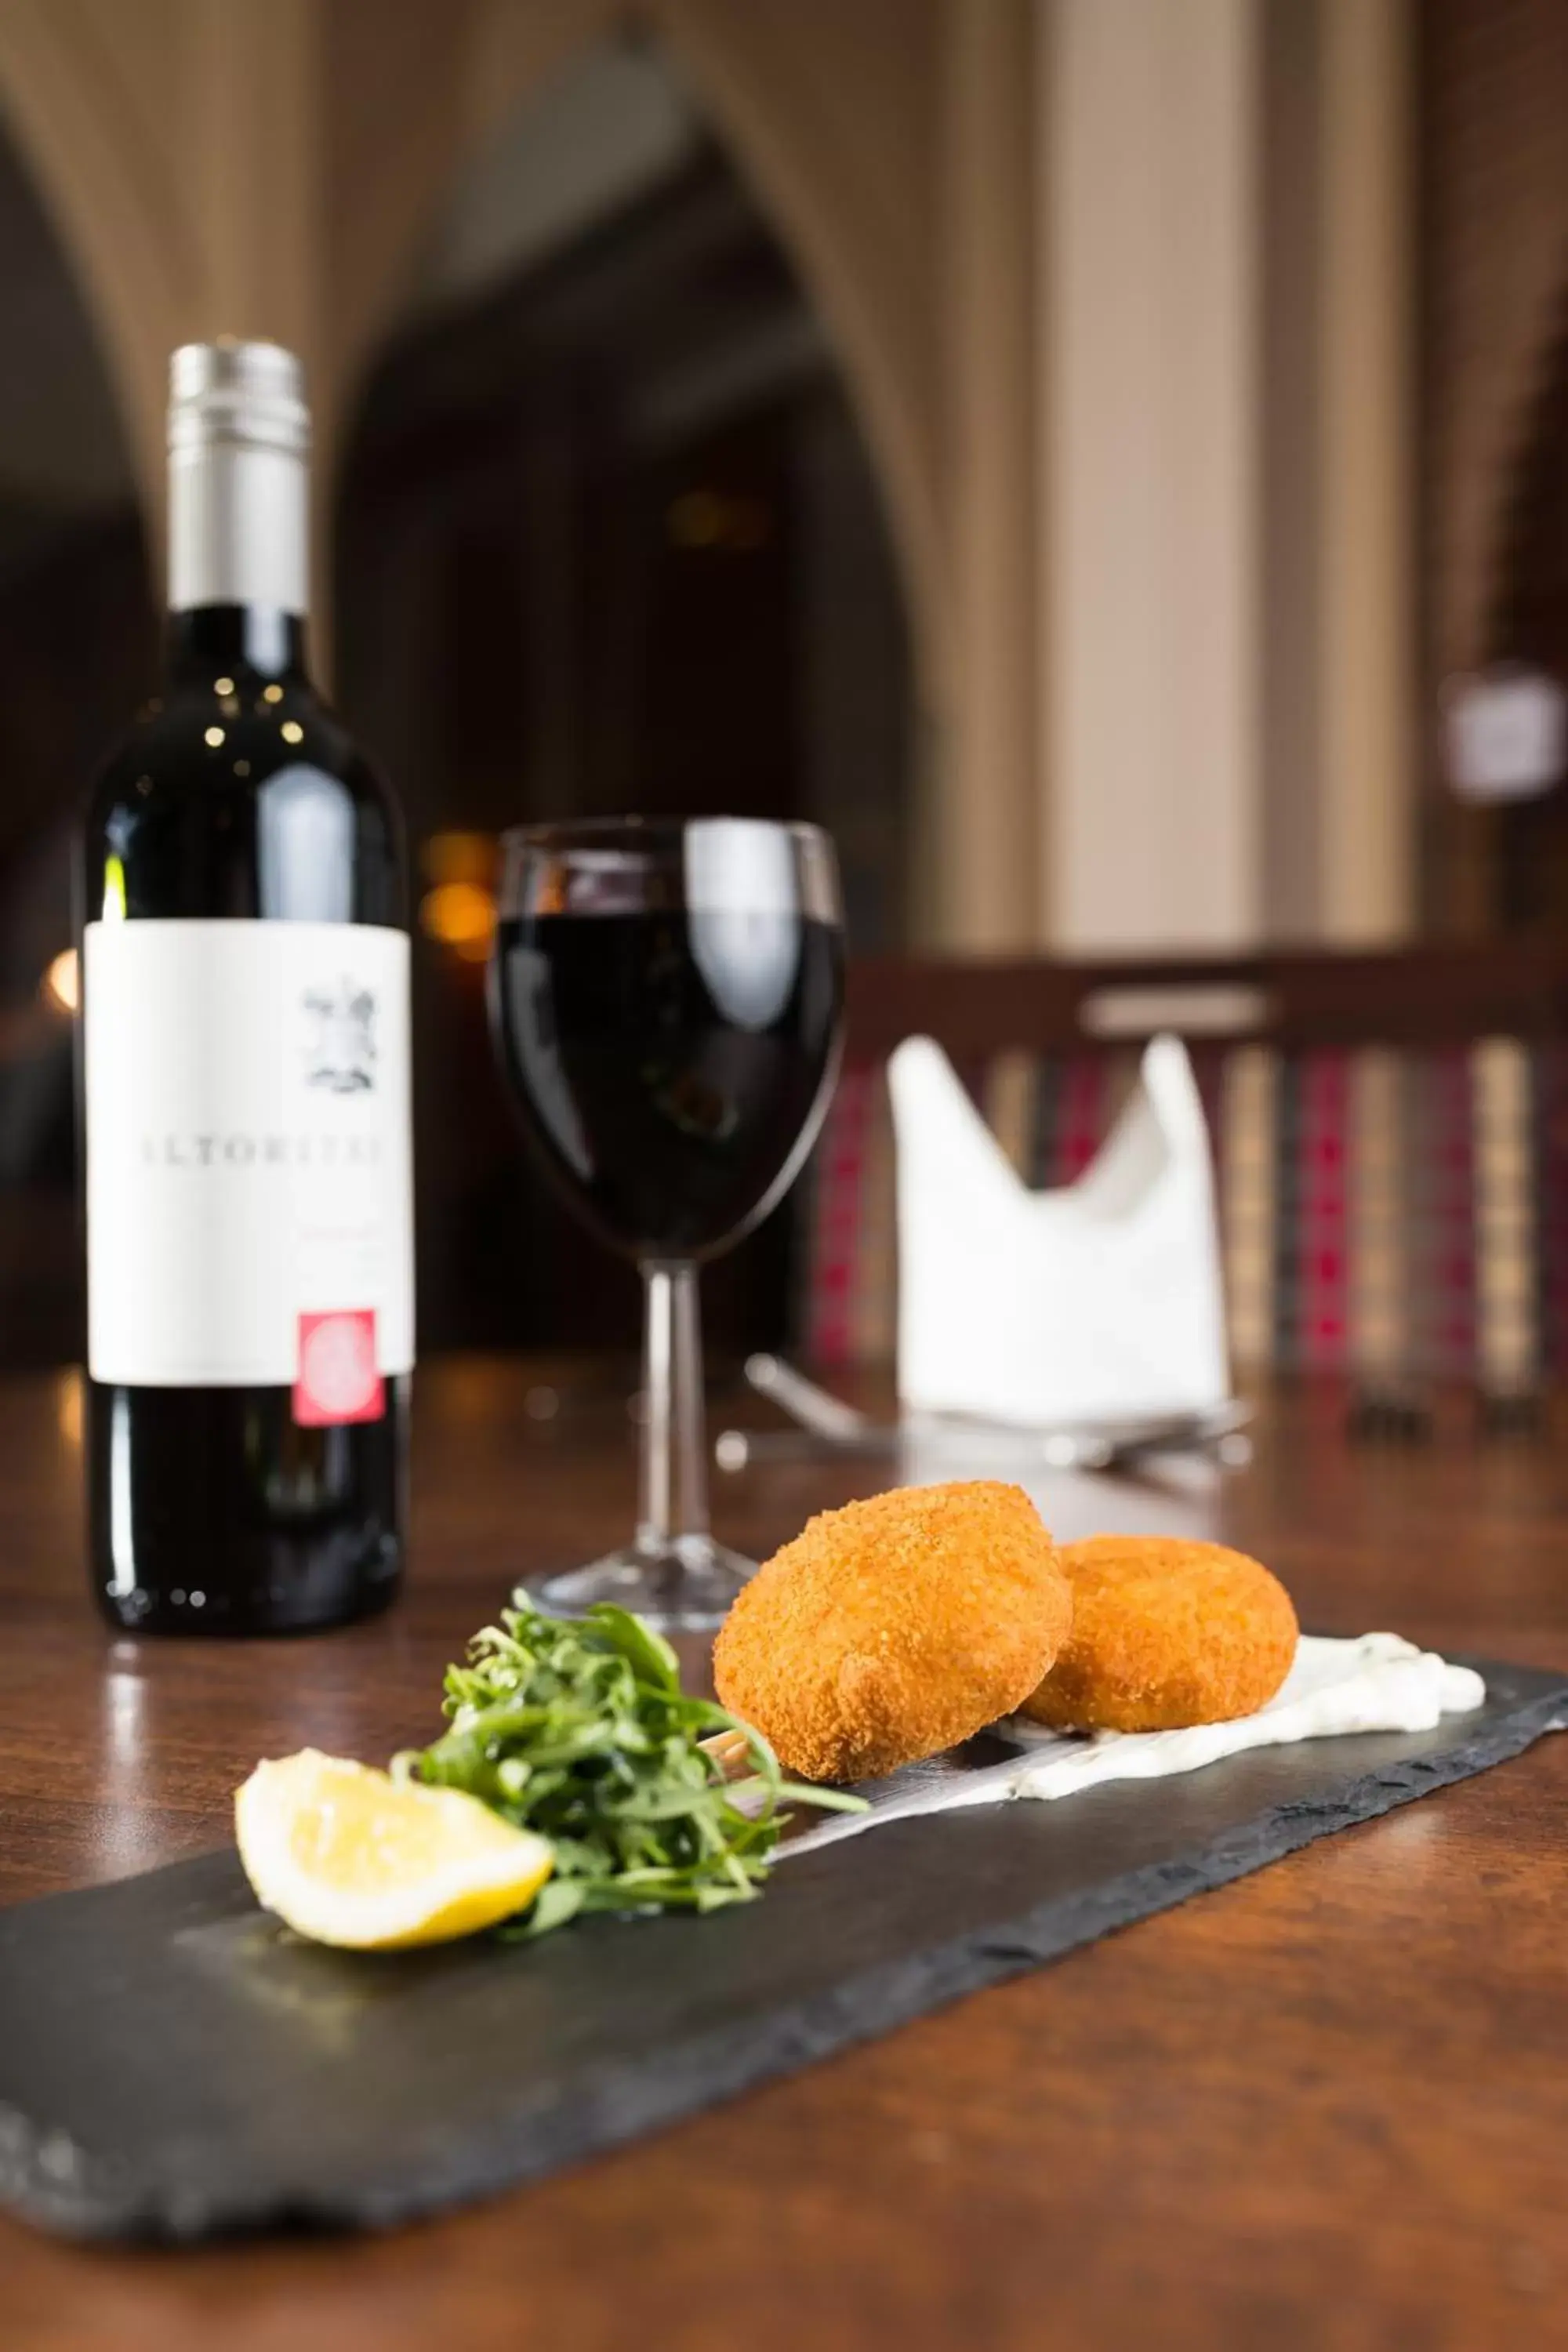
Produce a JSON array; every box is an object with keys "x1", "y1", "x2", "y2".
[{"x1": 294, "y1": 1310, "x2": 384, "y2": 1426}]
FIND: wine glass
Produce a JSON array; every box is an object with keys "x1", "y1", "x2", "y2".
[{"x1": 489, "y1": 817, "x2": 844, "y2": 1629}]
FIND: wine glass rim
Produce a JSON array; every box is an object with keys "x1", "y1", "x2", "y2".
[{"x1": 497, "y1": 815, "x2": 832, "y2": 853}]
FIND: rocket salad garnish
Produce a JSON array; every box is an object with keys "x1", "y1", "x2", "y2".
[{"x1": 397, "y1": 1597, "x2": 862, "y2": 1936}]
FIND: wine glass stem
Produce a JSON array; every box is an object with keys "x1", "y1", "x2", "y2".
[{"x1": 637, "y1": 1260, "x2": 709, "y2": 1552}]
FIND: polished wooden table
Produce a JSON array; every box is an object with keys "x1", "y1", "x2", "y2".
[{"x1": 1, "y1": 1360, "x2": 1566, "y2": 2350}]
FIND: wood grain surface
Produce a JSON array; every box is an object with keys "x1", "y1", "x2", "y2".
[{"x1": 0, "y1": 1359, "x2": 1565, "y2": 2351}]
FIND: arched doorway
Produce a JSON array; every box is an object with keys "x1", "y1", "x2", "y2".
[
  {"x1": 0, "y1": 111, "x2": 155, "y2": 1366},
  {"x1": 333, "y1": 35, "x2": 914, "y2": 1356},
  {"x1": 1475, "y1": 279, "x2": 1568, "y2": 931}
]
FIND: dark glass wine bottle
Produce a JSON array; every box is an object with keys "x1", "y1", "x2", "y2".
[{"x1": 79, "y1": 340, "x2": 414, "y2": 1634}]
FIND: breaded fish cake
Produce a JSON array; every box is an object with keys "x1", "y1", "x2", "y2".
[
  {"x1": 1020, "y1": 1535, "x2": 1298, "y2": 1733},
  {"x1": 713, "y1": 1481, "x2": 1070, "y2": 1782}
]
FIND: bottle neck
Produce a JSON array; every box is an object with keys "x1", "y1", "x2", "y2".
[
  {"x1": 167, "y1": 430, "x2": 308, "y2": 625},
  {"x1": 164, "y1": 605, "x2": 310, "y2": 692}
]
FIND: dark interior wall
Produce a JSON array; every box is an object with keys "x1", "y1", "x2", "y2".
[
  {"x1": 1418, "y1": 0, "x2": 1568, "y2": 936},
  {"x1": 1483, "y1": 291, "x2": 1568, "y2": 933},
  {"x1": 0, "y1": 125, "x2": 157, "y2": 1368}
]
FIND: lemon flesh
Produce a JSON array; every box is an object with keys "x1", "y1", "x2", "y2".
[{"x1": 235, "y1": 1749, "x2": 553, "y2": 1949}]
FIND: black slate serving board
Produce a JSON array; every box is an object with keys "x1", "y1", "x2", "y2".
[{"x1": 0, "y1": 1653, "x2": 1563, "y2": 2245}]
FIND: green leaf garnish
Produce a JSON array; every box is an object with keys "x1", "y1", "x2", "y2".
[{"x1": 405, "y1": 1595, "x2": 864, "y2": 1937}]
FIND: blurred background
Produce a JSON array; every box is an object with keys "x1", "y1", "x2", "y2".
[{"x1": 0, "y1": 0, "x2": 1557, "y2": 1372}]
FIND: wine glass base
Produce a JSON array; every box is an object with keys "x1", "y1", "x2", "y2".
[{"x1": 530, "y1": 1536, "x2": 757, "y2": 1632}]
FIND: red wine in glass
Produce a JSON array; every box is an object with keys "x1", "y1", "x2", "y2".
[{"x1": 489, "y1": 818, "x2": 844, "y2": 1628}]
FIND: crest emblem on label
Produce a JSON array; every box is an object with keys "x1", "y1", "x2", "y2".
[
  {"x1": 303, "y1": 976, "x2": 378, "y2": 1093},
  {"x1": 294, "y1": 1309, "x2": 384, "y2": 1425}
]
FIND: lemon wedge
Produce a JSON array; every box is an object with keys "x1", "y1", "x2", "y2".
[{"x1": 235, "y1": 1749, "x2": 553, "y2": 1949}]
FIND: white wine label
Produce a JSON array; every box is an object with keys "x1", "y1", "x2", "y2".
[{"x1": 85, "y1": 920, "x2": 415, "y2": 1394}]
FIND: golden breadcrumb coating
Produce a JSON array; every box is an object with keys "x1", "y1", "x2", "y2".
[
  {"x1": 713, "y1": 1481, "x2": 1070, "y2": 1782},
  {"x1": 1021, "y1": 1535, "x2": 1298, "y2": 1733}
]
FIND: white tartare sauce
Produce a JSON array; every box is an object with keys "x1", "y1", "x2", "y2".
[{"x1": 781, "y1": 1634, "x2": 1487, "y2": 1860}]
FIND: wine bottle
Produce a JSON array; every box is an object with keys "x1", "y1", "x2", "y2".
[{"x1": 79, "y1": 340, "x2": 414, "y2": 1634}]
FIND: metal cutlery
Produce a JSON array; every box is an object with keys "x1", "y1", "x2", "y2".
[{"x1": 717, "y1": 1356, "x2": 1253, "y2": 1475}]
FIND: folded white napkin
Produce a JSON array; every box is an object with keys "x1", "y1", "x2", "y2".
[
  {"x1": 890, "y1": 1033, "x2": 1230, "y2": 1426},
  {"x1": 781, "y1": 1635, "x2": 1486, "y2": 1860}
]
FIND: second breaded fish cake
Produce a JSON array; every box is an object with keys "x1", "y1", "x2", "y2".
[
  {"x1": 1020, "y1": 1535, "x2": 1298, "y2": 1733},
  {"x1": 713, "y1": 1481, "x2": 1070, "y2": 1781}
]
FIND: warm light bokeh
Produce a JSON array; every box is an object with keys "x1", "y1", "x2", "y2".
[
  {"x1": 42, "y1": 946, "x2": 79, "y2": 1013},
  {"x1": 419, "y1": 880, "x2": 496, "y2": 963}
]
